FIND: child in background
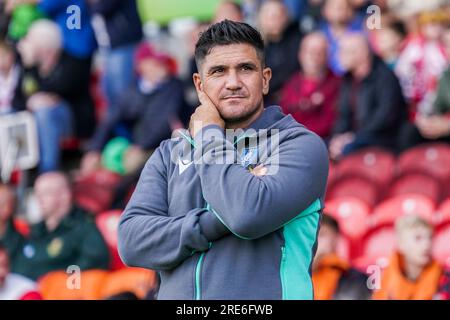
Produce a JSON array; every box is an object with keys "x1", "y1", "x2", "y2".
[{"x1": 373, "y1": 215, "x2": 450, "y2": 300}]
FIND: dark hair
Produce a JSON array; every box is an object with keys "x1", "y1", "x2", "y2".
[
  {"x1": 321, "y1": 214, "x2": 340, "y2": 234},
  {"x1": 194, "y1": 19, "x2": 265, "y2": 68},
  {"x1": 388, "y1": 20, "x2": 407, "y2": 39}
]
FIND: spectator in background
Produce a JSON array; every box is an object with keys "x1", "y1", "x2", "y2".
[
  {"x1": 80, "y1": 42, "x2": 185, "y2": 177},
  {"x1": 320, "y1": 0, "x2": 365, "y2": 75},
  {"x1": 13, "y1": 20, "x2": 96, "y2": 172},
  {"x1": 6, "y1": 0, "x2": 97, "y2": 59},
  {"x1": 280, "y1": 32, "x2": 340, "y2": 140},
  {"x1": 214, "y1": 0, "x2": 244, "y2": 24},
  {"x1": 312, "y1": 215, "x2": 371, "y2": 300},
  {"x1": 0, "y1": 173, "x2": 109, "y2": 281},
  {"x1": 88, "y1": 0, "x2": 143, "y2": 117},
  {"x1": 395, "y1": 10, "x2": 449, "y2": 117},
  {"x1": 0, "y1": 245, "x2": 42, "y2": 300},
  {"x1": 0, "y1": 40, "x2": 20, "y2": 115},
  {"x1": 258, "y1": 0, "x2": 302, "y2": 105},
  {"x1": 398, "y1": 26, "x2": 450, "y2": 148},
  {"x1": 372, "y1": 20, "x2": 407, "y2": 70},
  {"x1": 373, "y1": 215, "x2": 450, "y2": 300},
  {"x1": 329, "y1": 33, "x2": 407, "y2": 160},
  {"x1": 298, "y1": 0, "x2": 326, "y2": 34}
]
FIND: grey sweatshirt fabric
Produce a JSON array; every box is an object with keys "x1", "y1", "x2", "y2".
[{"x1": 118, "y1": 105, "x2": 329, "y2": 300}]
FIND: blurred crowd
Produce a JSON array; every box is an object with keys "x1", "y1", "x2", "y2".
[{"x1": 1, "y1": 0, "x2": 450, "y2": 300}]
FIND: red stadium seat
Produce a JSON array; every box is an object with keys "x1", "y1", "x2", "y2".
[
  {"x1": 387, "y1": 173, "x2": 442, "y2": 204},
  {"x1": 13, "y1": 218, "x2": 30, "y2": 237},
  {"x1": 96, "y1": 210, "x2": 125, "y2": 270},
  {"x1": 433, "y1": 223, "x2": 450, "y2": 268},
  {"x1": 358, "y1": 226, "x2": 397, "y2": 269},
  {"x1": 435, "y1": 198, "x2": 450, "y2": 226},
  {"x1": 326, "y1": 175, "x2": 379, "y2": 208},
  {"x1": 397, "y1": 144, "x2": 450, "y2": 194},
  {"x1": 370, "y1": 194, "x2": 436, "y2": 229},
  {"x1": 337, "y1": 147, "x2": 395, "y2": 189},
  {"x1": 325, "y1": 197, "x2": 370, "y2": 240}
]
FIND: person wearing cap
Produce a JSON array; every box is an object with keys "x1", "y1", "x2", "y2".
[{"x1": 80, "y1": 42, "x2": 186, "y2": 177}]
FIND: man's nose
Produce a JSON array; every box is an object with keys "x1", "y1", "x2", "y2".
[{"x1": 225, "y1": 70, "x2": 242, "y2": 90}]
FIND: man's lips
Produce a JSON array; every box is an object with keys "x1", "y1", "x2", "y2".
[{"x1": 221, "y1": 96, "x2": 247, "y2": 100}]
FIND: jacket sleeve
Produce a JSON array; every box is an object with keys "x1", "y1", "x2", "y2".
[
  {"x1": 118, "y1": 143, "x2": 229, "y2": 271},
  {"x1": 333, "y1": 82, "x2": 353, "y2": 134},
  {"x1": 193, "y1": 125, "x2": 329, "y2": 240}
]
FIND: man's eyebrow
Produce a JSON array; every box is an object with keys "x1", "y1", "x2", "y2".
[
  {"x1": 206, "y1": 62, "x2": 258, "y2": 73},
  {"x1": 207, "y1": 65, "x2": 227, "y2": 73},
  {"x1": 237, "y1": 62, "x2": 258, "y2": 69}
]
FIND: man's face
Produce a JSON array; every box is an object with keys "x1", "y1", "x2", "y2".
[
  {"x1": 0, "y1": 250, "x2": 9, "y2": 287},
  {"x1": 299, "y1": 35, "x2": 328, "y2": 76},
  {"x1": 193, "y1": 43, "x2": 272, "y2": 124},
  {"x1": 339, "y1": 36, "x2": 368, "y2": 72},
  {"x1": 323, "y1": 0, "x2": 353, "y2": 25},
  {"x1": 398, "y1": 226, "x2": 433, "y2": 268},
  {"x1": 214, "y1": 2, "x2": 243, "y2": 23},
  {"x1": 258, "y1": 2, "x2": 289, "y2": 40},
  {"x1": 35, "y1": 175, "x2": 72, "y2": 221}
]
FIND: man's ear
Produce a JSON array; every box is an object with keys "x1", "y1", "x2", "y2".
[
  {"x1": 193, "y1": 73, "x2": 203, "y2": 93},
  {"x1": 262, "y1": 67, "x2": 272, "y2": 95}
]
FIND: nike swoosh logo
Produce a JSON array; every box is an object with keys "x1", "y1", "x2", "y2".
[{"x1": 178, "y1": 158, "x2": 193, "y2": 175}]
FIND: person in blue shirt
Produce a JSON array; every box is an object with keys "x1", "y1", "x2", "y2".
[{"x1": 319, "y1": 0, "x2": 366, "y2": 75}]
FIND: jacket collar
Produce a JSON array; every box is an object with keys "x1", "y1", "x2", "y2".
[{"x1": 246, "y1": 105, "x2": 286, "y2": 131}]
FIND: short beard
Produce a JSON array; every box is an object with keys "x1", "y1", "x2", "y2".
[{"x1": 221, "y1": 99, "x2": 263, "y2": 128}]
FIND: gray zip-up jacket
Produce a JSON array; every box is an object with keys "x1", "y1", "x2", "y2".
[{"x1": 118, "y1": 105, "x2": 329, "y2": 300}]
